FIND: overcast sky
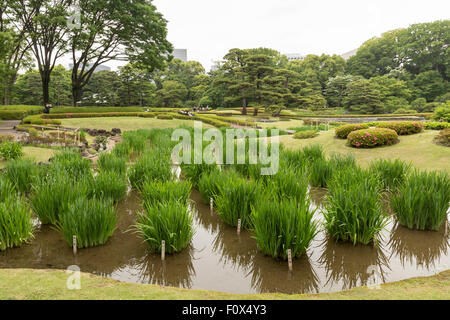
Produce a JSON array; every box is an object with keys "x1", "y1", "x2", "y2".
[
  {"x1": 59, "y1": 0, "x2": 449, "y2": 72},
  {"x1": 149, "y1": 0, "x2": 449, "y2": 71}
]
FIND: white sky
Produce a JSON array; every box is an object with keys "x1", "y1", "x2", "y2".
[{"x1": 62, "y1": 0, "x2": 450, "y2": 72}]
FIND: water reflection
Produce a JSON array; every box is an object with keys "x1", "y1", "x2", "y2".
[
  {"x1": 388, "y1": 221, "x2": 449, "y2": 270},
  {"x1": 249, "y1": 254, "x2": 320, "y2": 294},
  {"x1": 134, "y1": 246, "x2": 196, "y2": 288},
  {"x1": 318, "y1": 236, "x2": 390, "y2": 290}
]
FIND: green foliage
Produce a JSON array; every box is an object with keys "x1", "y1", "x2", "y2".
[
  {"x1": 51, "y1": 149, "x2": 92, "y2": 180},
  {"x1": 97, "y1": 152, "x2": 127, "y2": 175},
  {"x1": 335, "y1": 123, "x2": 371, "y2": 139},
  {"x1": 267, "y1": 167, "x2": 309, "y2": 202},
  {"x1": 348, "y1": 128, "x2": 399, "y2": 148},
  {"x1": 391, "y1": 170, "x2": 450, "y2": 231},
  {"x1": 3, "y1": 159, "x2": 40, "y2": 194},
  {"x1": 423, "y1": 122, "x2": 450, "y2": 130},
  {"x1": 434, "y1": 128, "x2": 450, "y2": 147},
  {"x1": 181, "y1": 162, "x2": 219, "y2": 188},
  {"x1": 0, "y1": 196, "x2": 34, "y2": 251},
  {"x1": 198, "y1": 170, "x2": 239, "y2": 205},
  {"x1": 375, "y1": 121, "x2": 424, "y2": 135},
  {"x1": 293, "y1": 130, "x2": 318, "y2": 139},
  {"x1": 308, "y1": 158, "x2": 333, "y2": 188},
  {"x1": 432, "y1": 103, "x2": 450, "y2": 122},
  {"x1": 215, "y1": 176, "x2": 262, "y2": 229},
  {"x1": 128, "y1": 151, "x2": 172, "y2": 189},
  {"x1": 139, "y1": 180, "x2": 192, "y2": 206},
  {"x1": 89, "y1": 171, "x2": 127, "y2": 203},
  {"x1": 302, "y1": 144, "x2": 325, "y2": 163},
  {"x1": 31, "y1": 171, "x2": 90, "y2": 225},
  {"x1": 251, "y1": 199, "x2": 318, "y2": 260},
  {"x1": 58, "y1": 198, "x2": 117, "y2": 249},
  {"x1": 323, "y1": 168, "x2": 387, "y2": 245},
  {"x1": 122, "y1": 131, "x2": 147, "y2": 155},
  {"x1": 135, "y1": 200, "x2": 194, "y2": 254},
  {"x1": 0, "y1": 176, "x2": 15, "y2": 202},
  {"x1": 343, "y1": 79, "x2": 385, "y2": 114},
  {"x1": 0, "y1": 141, "x2": 23, "y2": 160},
  {"x1": 369, "y1": 159, "x2": 411, "y2": 191}
]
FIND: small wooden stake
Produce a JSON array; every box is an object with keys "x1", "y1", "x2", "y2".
[
  {"x1": 287, "y1": 249, "x2": 293, "y2": 271},
  {"x1": 161, "y1": 240, "x2": 165, "y2": 261},
  {"x1": 210, "y1": 198, "x2": 214, "y2": 211},
  {"x1": 73, "y1": 235, "x2": 77, "y2": 255},
  {"x1": 237, "y1": 219, "x2": 242, "y2": 236}
]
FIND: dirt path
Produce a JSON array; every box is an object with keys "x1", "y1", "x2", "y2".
[{"x1": 85, "y1": 135, "x2": 123, "y2": 162}]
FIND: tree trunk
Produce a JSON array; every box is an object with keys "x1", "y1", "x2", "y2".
[
  {"x1": 42, "y1": 75, "x2": 50, "y2": 105},
  {"x1": 72, "y1": 81, "x2": 82, "y2": 107},
  {"x1": 242, "y1": 97, "x2": 247, "y2": 115}
]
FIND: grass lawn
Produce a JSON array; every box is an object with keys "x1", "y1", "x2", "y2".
[
  {"x1": 60, "y1": 117, "x2": 214, "y2": 131},
  {"x1": 0, "y1": 146, "x2": 56, "y2": 169},
  {"x1": 271, "y1": 130, "x2": 450, "y2": 173},
  {"x1": 0, "y1": 268, "x2": 448, "y2": 300}
]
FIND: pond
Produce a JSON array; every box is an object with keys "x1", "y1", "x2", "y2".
[{"x1": 0, "y1": 188, "x2": 448, "y2": 294}]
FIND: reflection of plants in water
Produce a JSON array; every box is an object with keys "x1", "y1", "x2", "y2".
[
  {"x1": 192, "y1": 199, "x2": 221, "y2": 234},
  {"x1": 212, "y1": 221, "x2": 257, "y2": 273},
  {"x1": 134, "y1": 246, "x2": 196, "y2": 289},
  {"x1": 318, "y1": 236, "x2": 390, "y2": 290},
  {"x1": 389, "y1": 221, "x2": 449, "y2": 270},
  {"x1": 248, "y1": 254, "x2": 320, "y2": 294}
]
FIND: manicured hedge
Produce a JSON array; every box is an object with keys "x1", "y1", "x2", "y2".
[
  {"x1": 293, "y1": 130, "x2": 318, "y2": 139},
  {"x1": 375, "y1": 121, "x2": 424, "y2": 135},
  {"x1": 156, "y1": 114, "x2": 174, "y2": 120},
  {"x1": 335, "y1": 123, "x2": 371, "y2": 139},
  {"x1": 50, "y1": 107, "x2": 145, "y2": 113},
  {"x1": 423, "y1": 122, "x2": 450, "y2": 130},
  {"x1": 348, "y1": 128, "x2": 398, "y2": 148},
  {"x1": 23, "y1": 115, "x2": 62, "y2": 125}
]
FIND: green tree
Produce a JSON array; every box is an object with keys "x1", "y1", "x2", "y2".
[
  {"x1": 155, "y1": 80, "x2": 188, "y2": 108},
  {"x1": 343, "y1": 79, "x2": 384, "y2": 114},
  {"x1": 325, "y1": 75, "x2": 362, "y2": 108},
  {"x1": 413, "y1": 71, "x2": 447, "y2": 102},
  {"x1": 68, "y1": 0, "x2": 172, "y2": 106}
]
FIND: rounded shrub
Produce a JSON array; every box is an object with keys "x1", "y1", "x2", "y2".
[
  {"x1": 335, "y1": 123, "x2": 370, "y2": 139},
  {"x1": 375, "y1": 121, "x2": 424, "y2": 135},
  {"x1": 391, "y1": 170, "x2": 450, "y2": 231},
  {"x1": 434, "y1": 128, "x2": 450, "y2": 147},
  {"x1": 293, "y1": 130, "x2": 319, "y2": 139},
  {"x1": 251, "y1": 199, "x2": 318, "y2": 260},
  {"x1": 58, "y1": 197, "x2": 117, "y2": 248},
  {"x1": 347, "y1": 128, "x2": 398, "y2": 148}
]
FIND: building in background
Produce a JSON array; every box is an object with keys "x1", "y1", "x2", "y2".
[
  {"x1": 341, "y1": 49, "x2": 358, "y2": 60},
  {"x1": 68, "y1": 63, "x2": 111, "y2": 72},
  {"x1": 284, "y1": 53, "x2": 305, "y2": 61},
  {"x1": 172, "y1": 49, "x2": 188, "y2": 62}
]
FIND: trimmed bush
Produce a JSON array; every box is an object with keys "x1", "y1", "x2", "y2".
[
  {"x1": 135, "y1": 200, "x2": 194, "y2": 254},
  {"x1": 335, "y1": 123, "x2": 370, "y2": 139},
  {"x1": 0, "y1": 141, "x2": 23, "y2": 160},
  {"x1": 293, "y1": 130, "x2": 319, "y2": 139},
  {"x1": 0, "y1": 196, "x2": 34, "y2": 251},
  {"x1": 4, "y1": 159, "x2": 40, "y2": 194},
  {"x1": 376, "y1": 121, "x2": 424, "y2": 135},
  {"x1": 58, "y1": 198, "x2": 117, "y2": 248},
  {"x1": 156, "y1": 114, "x2": 174, "y2": 120},
  {"x1": 323, "y1": 168, "x2": 387, "y2": 245},
  {"x1": 391, "y1": 170, "x2": 450, "y2": 231},
  {"x1": 347, "y1": 128, "x2": 398, "y2": 148},
  {"x1": 434, "y1": 128, "x2": 450, "y2": 147},
  {"x1": 369, "y1": 159, "x2": 411, "y2": 191},
  {"x1": 423, "y1": 122, "x2": 450, "y2": 130},
  {"x1": 215, "y1": 176, "x2": 262, "y2": 229},
  {"x1": 140, "y1": 180, "x2": 192, "y2": 205},
  {"x1": 251, "y1": 199, "x2": 318, "y2": 260}
]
